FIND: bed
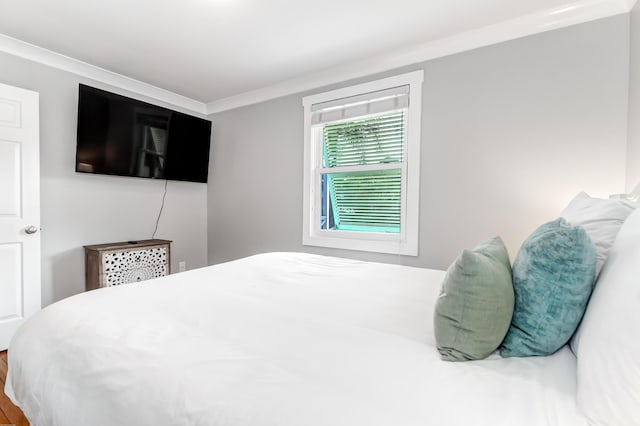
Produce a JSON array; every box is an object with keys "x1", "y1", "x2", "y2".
[{"x1": 5, "y1": 252, "x2": 590, "y2": 426}]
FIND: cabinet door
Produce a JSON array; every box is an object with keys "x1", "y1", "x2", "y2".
[
  {"x1": 101, "y1": 245, "x2": 168, "y2": 286},
  {"x1": 104, "y1": 265, "x2": 168, "y2": 286}
]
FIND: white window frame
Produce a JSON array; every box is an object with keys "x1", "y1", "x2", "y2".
[{"x1": 302, "y1": 70, "x2": 423, "y2": 256}]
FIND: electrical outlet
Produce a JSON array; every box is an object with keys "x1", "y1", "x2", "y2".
[{"x1": 178, "y1": 261, "x2": 186, "y2": 272}]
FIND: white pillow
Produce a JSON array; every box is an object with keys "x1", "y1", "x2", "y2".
[
  {"x1": 576, "y1": 207, "x2": 640, "y2": 425},
  {"x1": 563, "y1": 193, "x2": 636, "y2": 355},
  {"x1": 560, "y1": 192, "x2": 636, "y2": 277}
]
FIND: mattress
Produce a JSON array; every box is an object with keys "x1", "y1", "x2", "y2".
[{"x1": 5, "y1": 252, "x2": 587, "y2": 426}]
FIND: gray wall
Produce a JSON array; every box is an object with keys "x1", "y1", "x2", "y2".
[
  {"x1": 0, "y1": 51, "x2": 209, "y2": 306},
  {"x1": 207, "y1": 15, "x2": 630, "y2": 271},
  {"x1": 628, "y1": 2, "x2": 640, "y2": 191}
]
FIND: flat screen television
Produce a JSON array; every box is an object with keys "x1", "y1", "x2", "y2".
[{"x1": 76, "y1": 84, "x2": 212, "y2": 183}]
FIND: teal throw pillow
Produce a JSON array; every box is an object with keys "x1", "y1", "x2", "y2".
[
  {"x1": 434, "y1": 236, "x2": 514, "y2": 361},
  {"x1": 500, "y1": 218, "x2": 596, "y2": 357}
]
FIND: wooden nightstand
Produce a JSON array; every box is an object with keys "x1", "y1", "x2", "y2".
[{"x1": 84, "y1": 239, "x2": 172, "y2": 291}]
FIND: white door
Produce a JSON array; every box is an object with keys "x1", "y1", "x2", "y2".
[{"x1": 0, "y1": 82, "x2": 40, "y2": 351}]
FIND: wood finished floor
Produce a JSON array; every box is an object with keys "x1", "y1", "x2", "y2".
[{"x1": 0, "y1": 351, "x2": 29, "y2": 426}]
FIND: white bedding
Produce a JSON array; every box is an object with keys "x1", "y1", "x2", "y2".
[{"x1": 6, "y1": 252, "x2": 587, "y2": 426}]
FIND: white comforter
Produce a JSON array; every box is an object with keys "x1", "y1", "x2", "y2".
[{"x1": 6, "y1": 252, "x2": 587, "y2": 426}]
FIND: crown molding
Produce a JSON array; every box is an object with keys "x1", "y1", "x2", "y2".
[
  {"x1": 0, "y1": 0, "x2": 632, "y2": 116},
  {"x1": 206, "y1": 0, "x2": 631, "y2": 115},
  {"x1": 0, "y1": 33, "x2": 207, "y2": 115}
]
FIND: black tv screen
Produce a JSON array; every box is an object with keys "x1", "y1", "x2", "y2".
[{"x1": 76, "y1": 84, "x2": 212, "y2": 183}]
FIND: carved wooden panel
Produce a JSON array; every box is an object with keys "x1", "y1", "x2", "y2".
[{"x1": 105, "y1": 264, "x2": 167, "y2": 286}]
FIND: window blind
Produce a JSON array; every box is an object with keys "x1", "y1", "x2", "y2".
[
  {"x1": 323, "y1": 112, "x2": 404, "y2": 167},
  {"x1": 322, "y1": 111, "x2": 405, "y2": 233},
  {"x1": 325, "y1": 170, "x2": 401, "y2": 232}
]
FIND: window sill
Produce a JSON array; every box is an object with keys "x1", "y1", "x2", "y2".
[{"x1": 303, "y1": 232, "x2": 418, "y2": 256}]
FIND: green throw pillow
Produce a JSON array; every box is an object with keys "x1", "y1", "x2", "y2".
[
  {"x1": 434, "y1": 236, "x2": 514, "y2": 361},
  {"x1": 500, "y1": 218, "x2": 596, "y2": 357}
]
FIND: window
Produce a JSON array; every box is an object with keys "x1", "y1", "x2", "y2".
[{"x1": 302, "y1": 71, "x2": 423, "y2": 255}]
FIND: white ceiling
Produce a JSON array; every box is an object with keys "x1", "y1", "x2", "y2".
[{"x1": 0, "y1": 0, "x2": 633, "y2": 111}]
